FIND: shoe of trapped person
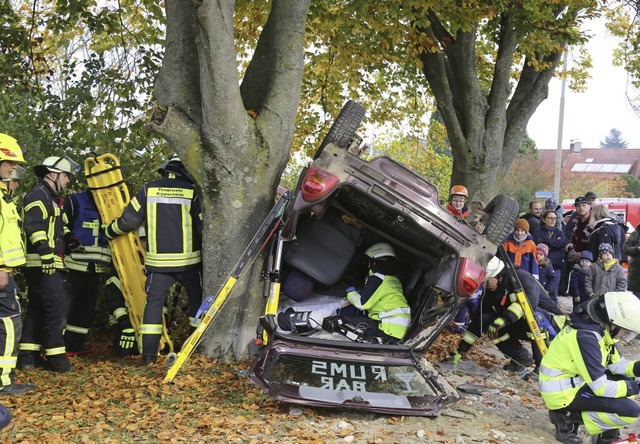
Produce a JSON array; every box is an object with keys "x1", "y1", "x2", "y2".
[
  {"x1": 0, "y1": 404, "x2": 11, "y2": 430},
  {"x1": 594, "y1": 429, "x2": 620, "y2": 444},
  {"x1": 0, "y1": 382, "x2": 35, "y2": 396},
  {"x1": 142, "y1": 355, "x2": 157, "y2": 366},
  {"x1": 48, "y1": 355, "x2": 74, "y2": 373},
  {"x1": 548, "y1": 409, "x2": 583, "y2": 444}
]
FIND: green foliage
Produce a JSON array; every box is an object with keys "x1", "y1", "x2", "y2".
[
  {"x1": 1, "y1": 0, "x2": 168, "y2": 194},
  {"x1": 600, "y1": 128, "x2": 629, "y2": 149},
  {"x1": 623, "y1": 174, "x2": 640, "y2": 197}
]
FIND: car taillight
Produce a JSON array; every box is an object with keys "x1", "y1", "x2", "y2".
[
  {"x1": 300, "y1": 166, "x2": 339, "y2": 202},
  {"x1": 456, "y1": 258, "x2": 486, "y2": 297}
]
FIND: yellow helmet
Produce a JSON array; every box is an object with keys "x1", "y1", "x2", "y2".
[{"x1": 0, "y1": 133, "x2": 26, "y2": 163}]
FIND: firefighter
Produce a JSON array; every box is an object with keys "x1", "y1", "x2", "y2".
[
  {"x1": 18, "y1": 155, "x2": 82, "y2": 373},
  {"x1": 103, "y1": 154, "x2": 203, "y2": 365},
  {"x1": 539, "y1": 291, "x2": 640, "y2": 444},
  {"x1": 0, "y1": 133, "x2": 35, "y2": 394},
  {"x1": 445, "y1": 257, "x2": 546, "y2": 371},
  {"x1": 63, "y1": 190, "x2": 112, "y2": 353},
  {"x1": 2, "y1": 165, "x2": 25, "y2": 199}
]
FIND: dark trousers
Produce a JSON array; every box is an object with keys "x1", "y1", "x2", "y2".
[
  {"x1": 64, "y1": 269, "x2": 103, "y2": 351},
  {"x1": 461, "y1": 309, "x2": 539, "y2": 363},
  {"x1": 565, "y1": 382, "x2": 640, "y2": 434},
  {"x1": 141, "y1": 267, "x2": 202, "y2": 357},
  {"x1": 21, "y1": 268, "x2": 67, "y2": 357},
  {"x1": 0, "y1": 275, "x2": 21, "y2": 386}
]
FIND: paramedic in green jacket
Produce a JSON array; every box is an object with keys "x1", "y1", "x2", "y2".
[
  {"x1": 344, "y1": 242, "x2": 411, "y2": 341},
  {"x1": 539, "y1": 291, "x2": 640, "y2": 444}
]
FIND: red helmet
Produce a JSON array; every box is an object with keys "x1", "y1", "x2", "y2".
[{"x1": 450, "y1": 185, "x2": 468, "y2": 198}]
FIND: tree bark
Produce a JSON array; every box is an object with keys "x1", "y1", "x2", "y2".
[{"x1": 151, "y1": 0, "x2": 310, "y2": 360}]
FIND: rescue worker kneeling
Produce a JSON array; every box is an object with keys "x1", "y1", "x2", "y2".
[
  {"x1": 278, "y1": 243, "x2": 411, "y2": 342},
  {"x1": 539, "y1": 291, "x2": 640, "y2": 444}
]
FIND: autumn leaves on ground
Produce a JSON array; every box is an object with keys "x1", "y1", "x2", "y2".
[{"x1": 0, "y1": 331, "x2": 509, "y2": 443}]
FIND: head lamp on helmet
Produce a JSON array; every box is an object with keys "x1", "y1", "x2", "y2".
[
  {"x1": 364, "y1": 242, "x2": 396, "y2": 260},
  {"x1": 0, "y1": 133, "x2": 26, "y2": 163}
]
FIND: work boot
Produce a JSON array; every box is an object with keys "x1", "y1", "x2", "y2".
[
  {"x1": 593, "y1": 429, "x2": 620, "y2": 444},
  {"x1": 0, "y1": 382, "x2": 35, "y2": 396},
  {"x1": 17, "y1": 352, "x2": 37, "y2": 370},
  {"x1": 47, "y1": 355, "x2": 73, "y2": 373},
  {"x1": 549, "y1": 409, "x2": 583, "y2": 444},
  {"x1": 142, "y1": 355, "x2": 157, "y2": 366},
  {"x1": 503, "y1": 354, "x2": 535, "y2": 372}
]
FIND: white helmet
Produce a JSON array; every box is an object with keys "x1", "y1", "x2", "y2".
[
  {"x1": 485, "y1": 256, "x2": 505, "y2": 280},
  {"x1": 364, "y1": 242, "x2": 396, "y2": 259},
  {"x1": 604, "y1": 292, "x2": 640, "y2": 334}
]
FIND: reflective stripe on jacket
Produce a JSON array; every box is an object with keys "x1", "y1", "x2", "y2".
[
  {"x1": 22, "y1": 180, "x2": 66, "y2": 269},
  {"x1": 347, "y1": 272, "x2": 411, "y2": 339},
  {"x1": 112, "y1": 173, "x2": 202, "y2": 272},
  {"x1": 539, "y1": 321, "x2": 637, "y2": 411},
  {"x1": 64, "y1": 192, "x2": 111, "y2": 271},
  {"x1": 0, "y1": 186, "x2": 26, "y2": 268}
]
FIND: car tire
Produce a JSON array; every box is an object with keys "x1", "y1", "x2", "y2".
[
  {"x1": 313, "y1": 100, "x2": 366, "y2": 159},
  {"x1": 482, "y1": 194, "x2": 520, "y2": 244}
]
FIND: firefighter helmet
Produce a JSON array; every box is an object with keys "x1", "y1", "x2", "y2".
[
  {"x1": 34, "y1": 156, "x2": 81, "y2": 178},
  {"x1": 158, "y1": 153, "x2": 195, "y2": 182},
  {"x1": 364, "y1": 242, "x2": 396, "y2": 260},
  {"x1": 0, "y1": 133, "x2": 26, "y2": 163},
  {"x1": 604, "y1": 292, "x2": 640, "y2": 334},
  {"x1": 485, "y1": 256, "x2": 505, "y2": 280},
  {"x1": 450, "y1": 185, "x2": 468, "y2": 198}
]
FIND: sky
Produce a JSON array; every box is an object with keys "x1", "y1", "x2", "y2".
[{"x1": 527, "y1": 19, "x2": 640, "y2": 150}]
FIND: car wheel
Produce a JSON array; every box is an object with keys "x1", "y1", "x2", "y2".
[
  {"x1": 313, "y1": 100, "x2": 366, "y2": 159},
  {"x1": 482, "y1": 194, "x2": 520, "y2": 244}
]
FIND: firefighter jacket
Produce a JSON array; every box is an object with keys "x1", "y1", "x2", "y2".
[
  {"x1": 0, "y1": 183, "x2": 26, "y2": 271},
  {"x1": 108, "y1": 172, "x2": 202, "y2": 272},
  {"x1": 63, "y1": 191, "x2": 111, "y2": 272},
  {"x1": 539, "y1": 314, "x2": 640, "y2": 412},
  {"x1": 346, "y1": 270, "x2": 411, "y2": 340},
  {"x1": 22, "y1": 178, "x2": 68, "y2": 269}
]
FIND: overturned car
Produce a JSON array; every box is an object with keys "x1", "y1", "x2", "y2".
[{"x1": 246, "y1": 101, "x2": 519, "y2": 416}]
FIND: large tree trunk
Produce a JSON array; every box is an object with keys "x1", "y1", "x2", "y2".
[
  {"x1": 416, "y1": 8, "x2": 565, "y2": 202},
  {"x1": 148, "y1": 0, "x2": 310, "y2": 359}
]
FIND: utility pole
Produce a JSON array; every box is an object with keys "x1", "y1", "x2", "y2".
[{"x1": 554, "y1": 50, "x2": 569, "y2": 202}]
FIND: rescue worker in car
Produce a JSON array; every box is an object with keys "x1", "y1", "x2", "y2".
[
  {"x1": 103, "y1": 154, "x2": 203, "y2": 365},
  {"x1": 445, "y1": 257, "x2": 551, "y2": 371},
  {"x1": 0, "y1": 134, "x2": 35, "y2": 394},
  {"x1": 63, "y1": 189, "x2": 112, "y2": 354},
  {"x1": 343, "y1": 243, "x2": 411, "y2": 341},
  {"x1": 18, "y1": 155, "x2": 82, "y2": 373},
  {"x1": 539, "y1": 292, "x2": 640, "y2": 444},
  {"x1": 445, "y1": 185, "x2": 470, "y2": 218}
]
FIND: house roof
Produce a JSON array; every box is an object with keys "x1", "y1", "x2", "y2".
[{"x1": 538, "y1": 147, "x2": 640, "y2": 177}]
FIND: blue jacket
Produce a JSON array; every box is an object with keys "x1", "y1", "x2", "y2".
[
  {"x1": 538, "y1": 225, "x2": 568, "y2": 269},
  {"x1": 569, "y1": 266, "x2": 590, "y2": 304},
  {"x1": 538, "y1": 261, "x2": 558, "y2": 298}
]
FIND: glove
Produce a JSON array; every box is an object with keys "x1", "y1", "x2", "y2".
[
  {"x1": 119, "y1": 328, "x2": 136, "y2": 351},
  {"x1": 41, "y1": 254, "x2": 56, "y2": 275},
  {"x1": 346, "y1": 287, "x2": 358, "y2": 305},
  {"x1": 488, "y1": 317, "x2": 506, "y2": 340},
  {"x1": 102, "y1": 222, "x2": 118, "y2": 240},
  {"x1": 442, "y1": 350, "x2": 462, "y2": 364},
  {"x1": 64, "y1": 232, "x2": 85, "y2": 254}
]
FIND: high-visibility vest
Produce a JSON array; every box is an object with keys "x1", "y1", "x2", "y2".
[{"x1": 0, "y1": 186, "x2": 26, "y2": 269}]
